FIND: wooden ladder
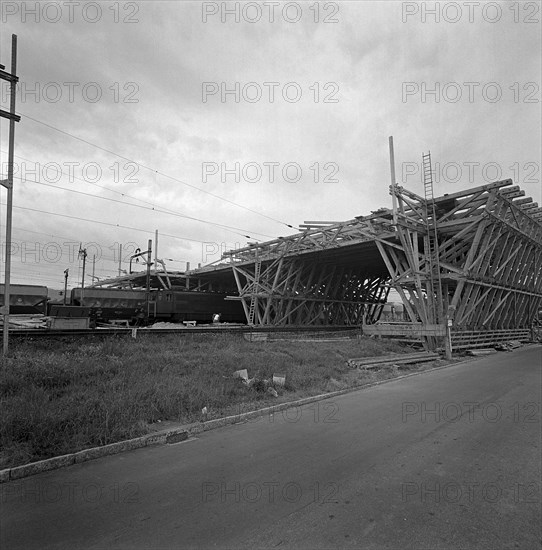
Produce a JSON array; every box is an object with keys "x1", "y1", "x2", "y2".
[
  {"x1": 422, "y1": 151, "x2": 443, "y2": 323},
  {"x1": 247, "y1": 260, "x2": 260, "y2": 325}
]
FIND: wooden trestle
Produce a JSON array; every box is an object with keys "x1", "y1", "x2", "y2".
[
  {"x1": 94, "y1": 178, "x2": 542, "y2": 331},
  {"x1": 205, "y1": 179, "x2": 542, "y2": 329},
  {"x1": 384, "y1": 179, "x2": 542, "y2": 329}
]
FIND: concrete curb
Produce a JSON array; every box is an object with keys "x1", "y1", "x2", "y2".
[{"x1": 3, "y1": 347, "x2": 537, "y2": 483}]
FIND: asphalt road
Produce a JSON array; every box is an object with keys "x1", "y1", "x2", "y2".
[{"x1": 2, "y1": 346, "x2": 541, "y2": 550}]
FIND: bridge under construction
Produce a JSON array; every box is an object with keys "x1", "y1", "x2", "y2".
[
  {"x1": 188, "y1": 175, "x2": 541, "y2": 331},
  {"x1": 94, "y1": 154, "x2": 542, "y2": 335}
]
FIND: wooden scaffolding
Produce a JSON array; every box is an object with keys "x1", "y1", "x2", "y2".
[
  {"x1": 204, "y1": 178, "x2": 541, "y2": 330},
  {"x1": 380, "y1": 178, "x2": 542, "y2": 330},
  {"x1": 221, "y1": 216, "x2": 394, "y2": 326}
]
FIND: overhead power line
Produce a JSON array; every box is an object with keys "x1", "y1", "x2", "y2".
[
  {"x1": 1, "y1": 150, "x2": 275, "y2": 240},
  {"x1": 16, "y1": 175, "x2": 269, "y2": 240},
  {"x1": 0, "y1": 225, "x2": 180, "y2": 264},
  {"x1": 0, "y1": 202, "x2": 244, "y2": 248},
  {"x1": 18, "y1": 113, "x2": 296, "y2": 229}
]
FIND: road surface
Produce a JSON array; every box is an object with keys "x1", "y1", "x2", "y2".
[{"x1": 1, "y1": 346, "x2": 541, "y2": 549}]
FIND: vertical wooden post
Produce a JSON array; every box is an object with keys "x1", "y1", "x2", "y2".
[
  {"x1": 1, "y1": 35, "x2": 18, "y2": 356},
  {"x1": 445, "y1": 305, "x2": 455, "y2": 360},
  {"x1": 444, "y1": 321, "x2": 452, "y2": 360},
  {"x1": 389, "y1": 136, "x2": 398, "y2": 226}
]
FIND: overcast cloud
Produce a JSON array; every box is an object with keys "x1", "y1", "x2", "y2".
[{"x1": 0, "y1": 1, "x2": 540, "y2": 289}]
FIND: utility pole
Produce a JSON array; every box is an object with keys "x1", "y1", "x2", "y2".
[
  {"x1": 78, "y1": 246, "x2": 87, "y2": 307},
  {"x1": 129, "y1": 242, "x2": 153, "y2": 320},
  {"x1": 1, "y1": 35, "x2": 20, "y2": 356},
  {"x1": 92, "y1": 254, "x2": 96, "y2": 282},
  {"x1": 63, "y1": 269, "x2": 69, "y2": 306},
  {"x1": 146, "y1": 239, "x2": 152, "y2": 318},
  {"x1": 118, "y1": 243, "x2": 122, "y2": 276}
]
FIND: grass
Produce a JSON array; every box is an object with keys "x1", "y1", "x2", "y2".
[{"x1": 0, "y1": 333, "x2": 438, "y2": 469}]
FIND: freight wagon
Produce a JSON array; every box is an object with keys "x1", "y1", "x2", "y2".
[
  {"x1": 70, "y1": 288, "x2": 147, "y2": 322},
  {"x1": 0, "y1": 284, "x2": 48, "y2": 315},
  {"x1": 72, "y1": 287, "x2": 246, "y2": 324},
  {"x1": 2, "y1": 284, "x2": 247, "y2": 326}
]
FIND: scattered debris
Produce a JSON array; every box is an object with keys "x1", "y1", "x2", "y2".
[
  {"x1": 232, "y1": 369, "x2": 249, "y2": 381},
  {"x1": 252, "y1": 379, "x2": 268, "y2": 393},
  {"x1": 466, "y1": 349, "x2": 498, "y2": 356},
  {"x1": 507, "y1": 340, "x2": 523, "y2": 349},
  {"x1": 230, "y1": 370, "x2": 283, "y2": 396},
  {"x1": 243, "y1": 378, "x2": 255, "y2": 388},
  {"x1": 494, "y1": 340, "x2": 524, "y2": 352}
]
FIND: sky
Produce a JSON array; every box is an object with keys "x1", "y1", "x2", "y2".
[{"x1": 0, "y1": 0, "x2": 540, "y2": 290}]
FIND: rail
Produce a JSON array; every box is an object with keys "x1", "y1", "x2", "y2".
[{"x1": 7, "y1": 325, "x2": 362, "y2": 339}]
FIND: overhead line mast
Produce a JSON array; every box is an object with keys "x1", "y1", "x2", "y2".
[{"x1": 0, "y1": 34, "x2": 20, "y2": 356}]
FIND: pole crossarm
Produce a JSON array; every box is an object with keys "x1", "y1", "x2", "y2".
[
  {"x1": 0, "y1": 110, "x2": 21, "y2": 122},
  {"x1": 0, "y1": 68, "x2": 18, "y2": 82}
]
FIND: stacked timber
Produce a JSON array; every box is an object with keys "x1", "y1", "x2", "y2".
[{"x1": 0, "y1": 314, "x2": 47, "y2": 329}]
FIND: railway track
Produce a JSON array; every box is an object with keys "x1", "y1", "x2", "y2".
[{"x1": 7, "y1": 325, "x2": 361, "y2": 339}]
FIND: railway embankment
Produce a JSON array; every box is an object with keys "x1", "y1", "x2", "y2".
[{"x1": 1, "y1": 333, "x2": 455, "y2": 471}]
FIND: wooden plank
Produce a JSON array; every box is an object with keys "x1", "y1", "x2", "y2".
[
  {"x1": 432, "y1": 180, "x2": 512, "y2": 205},
  {"x1": 362, "y1": 323, "x2": 445, "y2": 337},
  {"x1": 347, "y1": 352, "x2": 439, "y2": 366}
]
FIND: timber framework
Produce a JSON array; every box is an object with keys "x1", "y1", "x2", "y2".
[{"x1": 192, "y1": 177, "x2": 542, "y2": 330}]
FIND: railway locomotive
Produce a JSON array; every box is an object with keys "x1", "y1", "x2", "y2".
[{"x1": 1, "y1": 284, "x2": 247, "y2": 326}]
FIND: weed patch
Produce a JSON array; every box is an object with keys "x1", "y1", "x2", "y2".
[{"x1": 1, "y1": 334, "x2": 418, "y2": 468}]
